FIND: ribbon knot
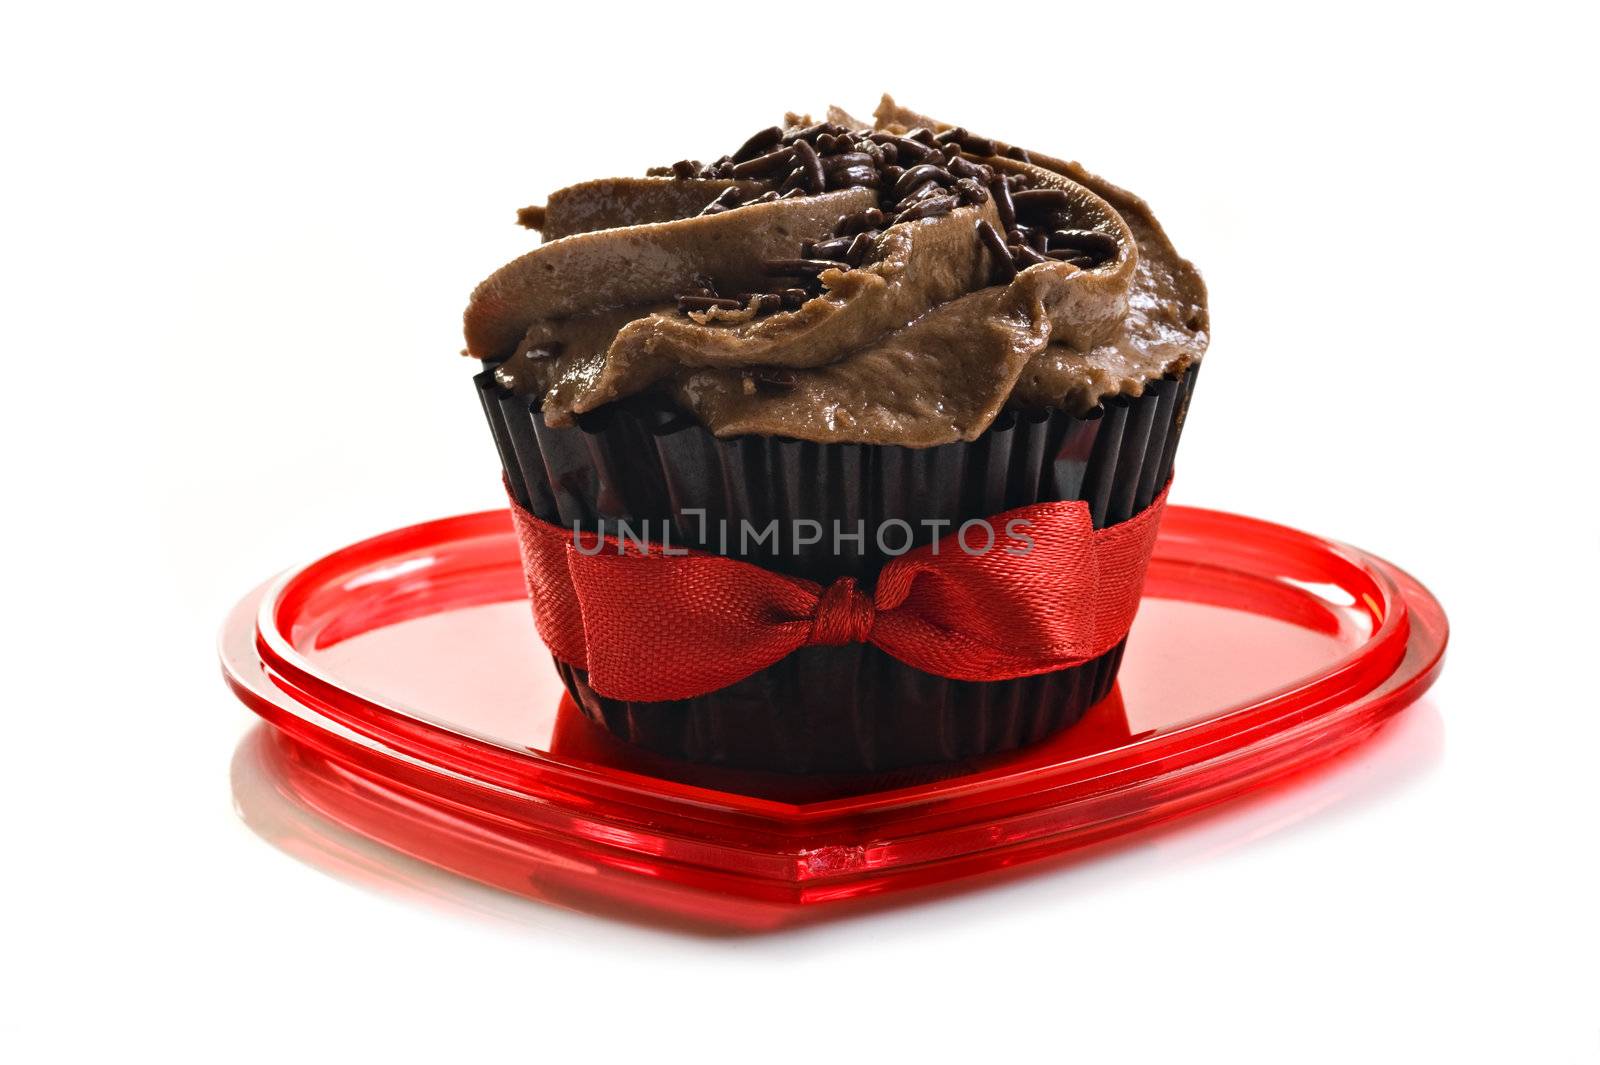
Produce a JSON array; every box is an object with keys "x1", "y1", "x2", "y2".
[{"x1": 807, "y1": 577, "x2": 876, "y2": 645}]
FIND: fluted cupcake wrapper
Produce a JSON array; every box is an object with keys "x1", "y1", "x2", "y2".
[{"x1": 475, "y1": 363, "x2": 1198, "y2": 774}]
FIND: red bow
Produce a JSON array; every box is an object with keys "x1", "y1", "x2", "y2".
[{"x1": 509, "y1": 483, "x2": 1169, "y2": 702}]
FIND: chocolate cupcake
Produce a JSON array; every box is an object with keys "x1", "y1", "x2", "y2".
[{"x1": 468, "y1": 95, "x2": 1208, "y2": 774}]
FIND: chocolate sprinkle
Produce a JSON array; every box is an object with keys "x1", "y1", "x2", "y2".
[
  {"x1": 782, "y1": 121, "x2": 837, "y2": 145},
  {"x1": 896, "y1": 180, "x2": 946, "y2": 209},
  {"x1": 975, "y1": 219, "x2": 1017, "y2": 284},
  {"x1": 883, "y1": 134, "x2": 934, "y2": 162},
  {"x1": 891, "y1": 194, "x2": 957, "y2": 226},
  {"x1": 1010, "y1": 242, "x2": 1049, "y2": 268},
  {"x1": 937, "y1": 126, "x2": 998, "y2": 157},
  {"x1": 989, "y1": 174, "x2": 1017, "y2": 233},
  {"x1": 809, "y1": 235, "x2": 854, "y2": 260},
  {"x1": 947, "y1": 155, "x2": 992, "y2": 182},
  {"x1": 732, "y1": 125, "x2": 784, "y2": 163},
  {"x1": 824, "y1": 151, "x2": 876, "y2": 173},
  {"x1": 697, "y1": 187, "x2": 743, "y2": 217},
  {"x1": 742, "y1": 292, "x2": 784, "y2": 313},
  {"x1": 764, "y1": 258, "x2": 849, "y2": 277},
  {"x1": 1010, "y1": 189, "x2": 1074, "y2": 213},
  {"x1": 844, "y1": 230, "x2": 877, "y2": 266},
  {"x1": 1050, "y1": 229, "x2": 1119, "y2": 258},
  {"x1": 834, "y1": 207, "x2": 886, "y2": 236},
  {"x1": 891, "y1": 163, "x2": 953, "y2": 199},
  {"x1": 678, "y1": 295, "x2": 743, "y2": 313},
  {"x1": 826, "y1": 164, "x2": 881, "y2": 190},
  {"x1": 793, "y1": 138, "x2": 826, "y2": 193},
  {"x1": 731, "y1": 146, "x2": 798, "y2": 178}
]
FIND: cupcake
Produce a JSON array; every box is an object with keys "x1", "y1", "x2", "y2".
[{"x1": 468, "y1": 95, "x2": 1208, "y2": 774}]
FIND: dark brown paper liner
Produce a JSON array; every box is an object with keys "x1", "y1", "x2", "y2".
[{"x1": 475, "y1": 363, "x2": 1199, "y2": 774}]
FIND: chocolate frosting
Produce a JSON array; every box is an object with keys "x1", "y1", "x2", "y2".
[{"x1": 467, "y1": 96, "x2": 1208, "y2": 446}]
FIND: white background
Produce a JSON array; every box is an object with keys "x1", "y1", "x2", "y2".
[{"x1": 5, "y1": 2, "x2": 1597, "y2": 1061}]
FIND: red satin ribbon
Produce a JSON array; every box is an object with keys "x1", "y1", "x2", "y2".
[{"x1": 509, "y1": 483, "x2": 1170, "y2": 702}]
